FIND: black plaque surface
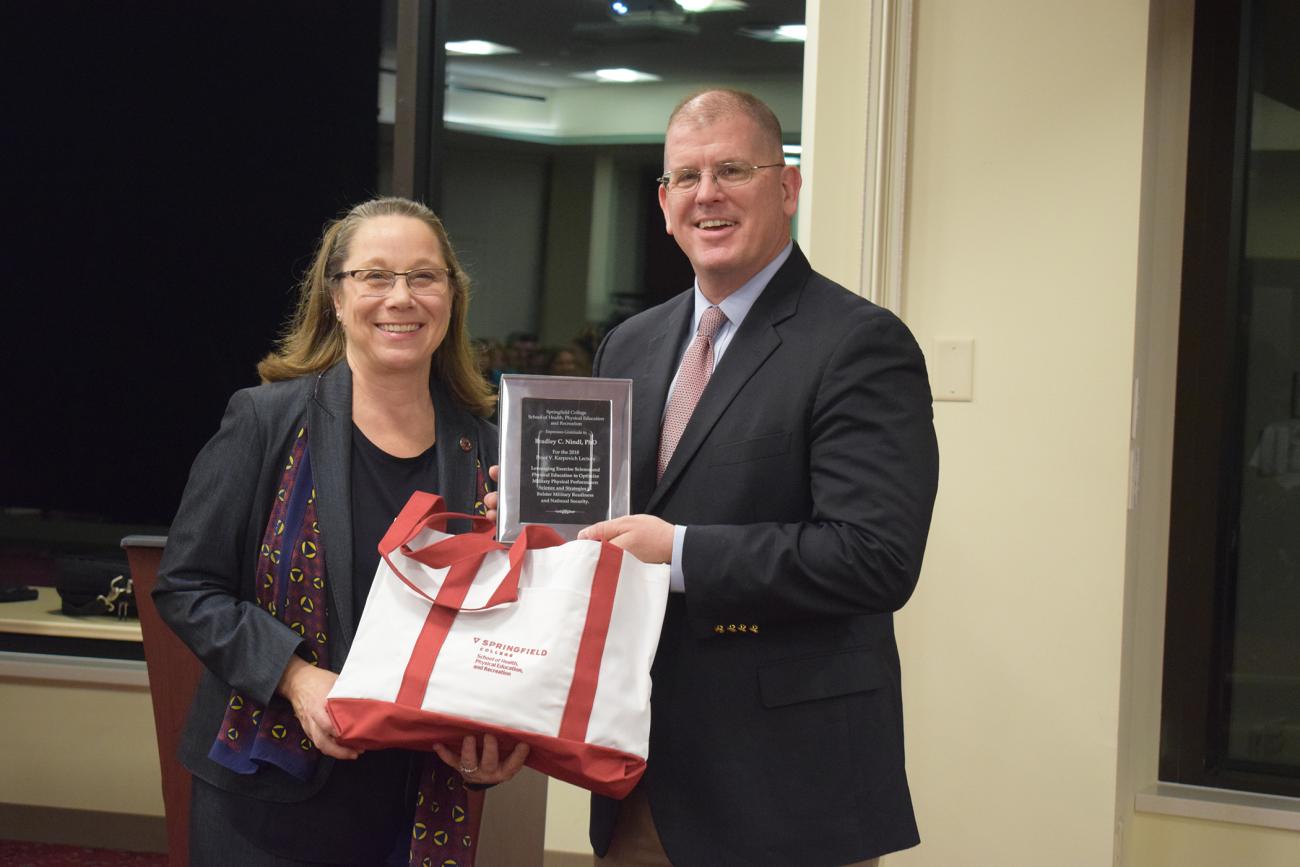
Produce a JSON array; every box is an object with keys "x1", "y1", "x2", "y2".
[
  {"x1": 519, "y1": 398, "x2": 611, "y2": 526},
  {"x1": 497, "y1": 375, "x2": 632, "y2": 542}
]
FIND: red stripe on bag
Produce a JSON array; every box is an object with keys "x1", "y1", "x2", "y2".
[
  {"x1": 328, "y1": 698, "x2": 646, "y2": 799},
  {"x1": 484, "y1": 525, "x2": 564, "y2": 609},
  {"x1": 432, "y1": 552, "x2": 491, "y2": 609},
  {"x1": 558, "y1": 542, "x2": 624, "y2": 742},
  {"x1": 395, "y1": 557, "x2": 480, "y2": 707}
]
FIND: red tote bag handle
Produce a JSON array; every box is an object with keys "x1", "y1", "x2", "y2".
[
  {"x1": 412, "y1": 524, "x2": 568, "y2": 612},
  {"x1": 379, "y1": 492, "x2": 494, "y2": 556},
  {"x1": 379, "y1": 492, "x2": 567, "y2": 612}
]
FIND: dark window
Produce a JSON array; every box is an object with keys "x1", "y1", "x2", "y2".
[
  {"x1": 0, "y1": 2, "x2": 383, "y2": 569},
  {"x1": 1161, "y1": 0, "x2": 1300, "y2": 798}
]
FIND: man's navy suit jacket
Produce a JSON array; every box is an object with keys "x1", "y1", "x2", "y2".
[{"x1": 589, "y1": 244, "x2": 939, "y2": 866}]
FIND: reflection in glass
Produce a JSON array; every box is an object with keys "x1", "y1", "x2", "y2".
[
  {"x1": 1225, "y1": 0, "x2": 1300, "y2": 778},
  {"x1": 380, "y1": 0, "x2": 805, "y2": 366}
]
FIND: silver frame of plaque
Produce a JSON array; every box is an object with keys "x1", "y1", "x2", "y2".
[{"x1": 497, "y1": 374, "x2": 633, "y2": 543}]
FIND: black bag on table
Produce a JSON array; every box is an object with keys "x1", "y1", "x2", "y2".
[{"x1": 55, "y1": 557, "x2": 137, "y2": 619}]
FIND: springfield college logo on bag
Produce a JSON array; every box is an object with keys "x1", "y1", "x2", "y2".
[{"x1": 473, "y1": 636, "x2": 549, "y2": 677}]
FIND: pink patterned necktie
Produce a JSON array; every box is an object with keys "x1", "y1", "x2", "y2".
[{"x1": 658, "y1": 306, "x2": 728, "y2": 481}]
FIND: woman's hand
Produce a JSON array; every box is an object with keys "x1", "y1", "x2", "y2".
[
  {"x1": 277, "y1": 656, "x2": 362, "y2": 760},
  {"x1": 484, "y1": 465, "x2": 500, "y2": 526},
  {"x1": 433, "y1": 734, "x2": 529, "y2": 786}
]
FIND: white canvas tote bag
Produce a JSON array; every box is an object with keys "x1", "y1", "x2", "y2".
[{"x1": 327, "y1": 492, "x2": 669, "y2": 798}]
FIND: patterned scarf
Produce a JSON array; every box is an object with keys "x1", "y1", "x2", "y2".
[
  {"x1": 207, "y1": 426, "x2": 487, "y2": 866},
  {"x1": 208, "y1": 425, "x2": 327, "y2": 779}
]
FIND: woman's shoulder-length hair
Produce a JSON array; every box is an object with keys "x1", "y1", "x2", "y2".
[{"x1": 257, "y1": 197, "x2": 495, "y2": 418}]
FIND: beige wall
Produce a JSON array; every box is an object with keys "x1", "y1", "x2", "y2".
[
  {"x1": 545, "y1": 777, "x2": 592, "y2": 857},
  {"x1": 0, "y1": 676, "x2": 163, "y2": 816},
  {"x1": 798, "y1": 0, "x2": 871, "y2": 289},
  {"x1": 891, "y1": 1, "x2": 1148, "y2": 863},
  {"x1": 1130, "y1": 814, "x2": 1300, "y2": 866}
]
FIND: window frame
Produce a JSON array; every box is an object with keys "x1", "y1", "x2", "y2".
[{"x1": 1159, "y1": 0, "x2": 1300, "y2": 799}]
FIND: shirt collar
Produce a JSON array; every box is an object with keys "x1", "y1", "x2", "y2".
[{"x1": 691, "y1": 240, "x2": 793, "y2": 332}]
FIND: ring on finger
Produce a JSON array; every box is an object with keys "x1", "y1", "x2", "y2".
[{"x1": 459, "y1": 764, "x2": 479, "y2": 776}]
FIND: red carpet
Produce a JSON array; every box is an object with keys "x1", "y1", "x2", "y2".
[{"x1": 0, "y1": 840, "x2": 167, "y2": 866}]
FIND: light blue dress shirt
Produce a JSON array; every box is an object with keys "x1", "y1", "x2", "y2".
[{"x1": 666, "y1": 241, "x2": 793, "y2": 592}]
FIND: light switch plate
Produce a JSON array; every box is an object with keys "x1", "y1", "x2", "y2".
[{"x1": 931, "y1": 338, "x2": 974, "y2": 401}]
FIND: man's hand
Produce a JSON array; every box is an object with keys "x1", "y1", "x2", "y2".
[
  {"x1": 484, "y1": 465, "x2": 500, "y2": 526},
  {"x1": 578, "y1": 514, "x2": 674, "y2": 564},
  {"x1": 277, "y1": 656, "x2": 361, "y2": 760},
  {"x1": 433, "y1": 734, "x2": 529, "y2": 785}
]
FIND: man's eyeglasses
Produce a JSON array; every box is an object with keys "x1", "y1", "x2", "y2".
[
  {"x1": 332, "y1": 268, "x2": 453, "y2": 297},
  {"x1": 656, "y1": 162, "x2": 784, "y2": 194}
]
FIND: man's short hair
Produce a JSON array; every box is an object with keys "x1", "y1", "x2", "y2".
[{"x1": 665, "y1": 89, "x2": 784, "y2": 159}]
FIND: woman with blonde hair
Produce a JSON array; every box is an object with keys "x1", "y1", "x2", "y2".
[{"x1": 156, "y1": 197, "x2": 526, "y2": 866}]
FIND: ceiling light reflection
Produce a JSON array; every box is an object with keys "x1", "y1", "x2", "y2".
[
  {"x1": 573, "y1": 67, "x2": 663, "y2": 84},
  {"x1": 676, "y1": 0, "x2": 749, "y2": 11},
  {"x1": 445, "y1": 39, "x2": 519, "y2": 56},
  {"x1": 738, "y1": 23, "x2": 807, "y2": 43}
]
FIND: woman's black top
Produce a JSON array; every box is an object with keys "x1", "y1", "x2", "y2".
[{"x1": 349, "y1": 423, "x2": 440, "y2": 620}]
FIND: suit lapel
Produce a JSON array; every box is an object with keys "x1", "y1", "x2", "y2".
[
  {"x1": 631, "y1": 293, "x2": 693, "y2": 512},
  {"x1": 309, "y1": 362, "x2": 356, "y2": 661},
  {"x1": 432, "y1": 381, "x2": 479, "y2": 516},
  {"x1": 646, "y1": 247, "x2": 809, "y2": 514}
]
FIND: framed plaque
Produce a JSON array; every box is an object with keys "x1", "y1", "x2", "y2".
[{"x1": 497, "y1": 374, "x2": 633, "y2": 543}]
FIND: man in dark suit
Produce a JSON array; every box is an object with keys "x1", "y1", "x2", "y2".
[{"x1": 577, "y1": 89, "x2": 939, "y2": 866}]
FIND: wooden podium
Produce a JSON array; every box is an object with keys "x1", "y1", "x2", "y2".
[{"x1": 122, "y1": 535, "x2": 198, "y2": 867}]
